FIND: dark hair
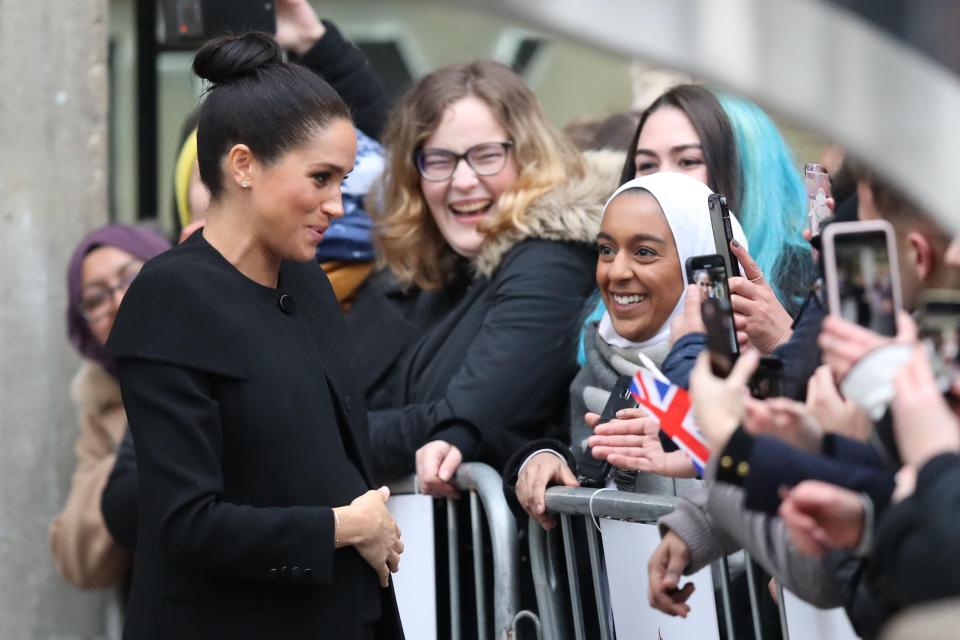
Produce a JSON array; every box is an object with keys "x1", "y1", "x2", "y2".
[
  {"x1": 619, "y1": 84, "x2": 740, "y2": 213},
  {"x1": 193, "y1": 32, "x2": 351, "y2": 199}
]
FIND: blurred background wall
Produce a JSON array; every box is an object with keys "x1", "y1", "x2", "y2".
[{"x1": 0, "y1": 1, "x2": 112, "y2": 638}]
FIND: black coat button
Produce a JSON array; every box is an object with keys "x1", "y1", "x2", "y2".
[
  {"x1": 280, "y1": 566, "x2": 290, "y2": 578},
  {"x1": 291, "y1": 566, "x2": 302, "y2": 579},
  {"x1": 278, "y1": 294, "x2": 297, "y2": 315},
  {"x1": 268, "y1": 568, "x2": 278, "y2": 579},
  {"x1": 303, "y1": 568, "x2": 312, "y2": 578},
  {"x1": 343, "y1": 395, "x2": 352, "y2": 414}
]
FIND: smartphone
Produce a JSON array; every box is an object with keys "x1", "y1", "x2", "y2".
[
  {"x1": 805, "y1": 162, "x2": 832, "y2": 238},
  {"x1": 749, "y1": 356, "x2": 784, "y2": 399},
  {"x1": 822, "y1": 220, "x2": 902, "y2": 337},
  {"x1": 917, "y1": 289, "x2": 960, "y2": 386},
  {"x1": 707, "y1": 193, "x2": 741, "y2": 277},
  {"x1": 577, "y1": 375, "x2": 637, "y2": 487}
]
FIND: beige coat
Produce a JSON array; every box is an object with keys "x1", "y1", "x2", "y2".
[{"x1": 49, "y1": 361, "x2": 130, "y2": 588}]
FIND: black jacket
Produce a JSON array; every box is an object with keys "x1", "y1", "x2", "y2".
[
  {"x1": 106, "y1": 233, "x2": 402, "y2": 639},
  {"x1": 347, "y1": 151, "x2": 624, "y2": 481}
]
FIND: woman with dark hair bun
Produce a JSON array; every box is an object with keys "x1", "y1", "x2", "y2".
[{"x1": 105, "y1": 32, "x2": 403, "y2": 640}]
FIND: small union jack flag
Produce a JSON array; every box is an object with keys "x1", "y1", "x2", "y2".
[{"x1": 629, "y1": 370, "x2": 711, "y2": 474}]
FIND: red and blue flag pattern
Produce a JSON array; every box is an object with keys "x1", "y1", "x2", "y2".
[{"x1": 629, "y1": 370, "x2": 711, "y2": 474}]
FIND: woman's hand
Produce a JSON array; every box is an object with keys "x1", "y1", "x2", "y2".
[
  {"x1": 274, "y1": 0, "x2": 326, "y2": 55},
  {"x1": 670, "y1": 285, "x2": 706, "y2": 348},
  {"x1": 728, "y1": 241, "x2": 793, "y2": 353},
  {"x1": 515, "y1": 452, "x2": 579, "y2": 530},
  {"x1": 690, "y1": 349, "x2": 761, "y2": 450},
  {"x1": 588, "y1": 408, "x2": 696, "y2": 478},
  {"x1": 891, "y1": 346, "x2": 960, "y2": 469},
  {"x1": 743, "y1": 397, "x2": 823, "y2": 452},
  {"x1": 415, "y1": 440, "x2": 462, "y2": 499},
  {"x1": 335, "y1": 487, "x2": 403, "y2": 588}
]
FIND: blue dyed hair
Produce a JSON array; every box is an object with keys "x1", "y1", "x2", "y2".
[{"x1": 715, "y1": 93, "x2": 814, "y2": 310}]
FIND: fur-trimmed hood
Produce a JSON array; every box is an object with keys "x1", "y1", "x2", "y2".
[
  {"x1": 472, "y1": 149, "x2": 625, "y2": 278},
  {"x1": 70, "y1": 360, "x2": 122, "y2": 412}
]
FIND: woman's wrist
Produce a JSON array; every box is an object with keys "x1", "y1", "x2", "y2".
[{"x1": 332, "y1": 505, "x2": 364, "y2": 549}]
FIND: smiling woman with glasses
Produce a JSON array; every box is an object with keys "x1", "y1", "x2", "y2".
[
  {"x1": 345, "y1": 59, "x2": 625, "y2": 499},
  {"x1": 49, "y1": 224, "x2": 169, "y2": 590}
]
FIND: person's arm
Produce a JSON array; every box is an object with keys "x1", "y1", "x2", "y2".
[
  {"x1": 48, "y1": 408, "x2": 130, "y2": 588},
  {"x1": 660, "y1": 333, "x2": 706, "y2": 389},
  {"x1": 118, "y1": 357, "x2": 338, "y2": 587},
  {"x1": 294, "y1": 20, "x2": 391, "y2": 141},
  {"x1": 657, "y1": 488, "x2": 739, "y2": 574},
  {"x1": 704, "y1": 470, "x2": 847, "y2": 607},
  {"x1": 101, "y1": 429, "x2": 138, "y2": 550},
  {"x1": 368, "y1": 241, "x2": 594, "y2": 479},
  {"x1": 873, "y1": 453, "x2": 960, "y2": 608},
  {"x1": 715, "y1": 427, "x2": 896, "y2": 516}
]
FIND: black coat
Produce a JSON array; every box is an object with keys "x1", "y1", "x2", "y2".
[
  {"x1": 349, "y1": 239, "x2": 598, "y2": 481},
  {"x1": 106, "y1": 233, "x2": 403, "y2": 640}
]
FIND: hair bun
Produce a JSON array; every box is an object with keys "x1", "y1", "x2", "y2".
[{"x1": 193, "y1": 32, "x2": 282, "y2": 85}]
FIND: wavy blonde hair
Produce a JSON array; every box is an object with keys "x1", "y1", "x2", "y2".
[{"x1": 374, "y1": 60, "x2": 585, "y2": 290}]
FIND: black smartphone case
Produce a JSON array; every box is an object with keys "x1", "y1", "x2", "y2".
[{"x1": 577, "y1": 375, "x2": 637, "y2": 487}]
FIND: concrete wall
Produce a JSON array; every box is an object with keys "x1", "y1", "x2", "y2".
[{"x1": 0, "y1": 0, "x2": 111, "y2": 637}]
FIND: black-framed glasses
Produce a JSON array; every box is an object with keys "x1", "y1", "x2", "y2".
[
  {"x1": 414, "y1": 141, "x2": 514, "y2": 182},
  {"x1": 79, "y1": 261, "x2": 142, "y2": 322}
]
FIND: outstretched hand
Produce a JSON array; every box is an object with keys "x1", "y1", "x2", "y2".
[
  {"x1": 778, "y1": 481, "x2": 865, "y2": 557},
  {"x1": 588, "y1": 408, "x2": 696, "y2": 478},
  {"x1": 274, "y1": 0, "x2": 326, "y2": 55}
]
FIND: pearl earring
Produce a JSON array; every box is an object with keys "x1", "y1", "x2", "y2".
[{"x1": 241, "y1": 179, "x2": 250, "y2": 188}]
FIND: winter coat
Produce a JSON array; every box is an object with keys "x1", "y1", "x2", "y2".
[
  {"x1": 347, "y1": 150, "x2": 624, "y2": 481},
  {"x1": 48, "y1": 361, "x2": 131, "y2": 588}
]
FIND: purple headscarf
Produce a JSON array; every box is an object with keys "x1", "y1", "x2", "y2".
[{"x1": 66, "y1": 224, "x2": 171, "y2": 376}]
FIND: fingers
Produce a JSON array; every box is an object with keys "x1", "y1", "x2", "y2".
[
  {"x1": 613, "y1": 407, "x2": 649, "y2": 421},
  {"x1": 557, "y1": 462, "x2": 581, "y2": 488},
  {"x1": 377, "y1": 486, "x2": 390, "y2": 501},
  {"x1": 584, "y1": 412, "x2": 602, "y2": 429},
  {"x1": 437, "y1": 446, "x2": 462, "y2": 483},
  {"x1": 895, "y1": 310, "x2": 918, "y2": 344},
  {"x1": 387, "y1": 550, "x2": 401, "y2": 574},
  {"x1": 728, "y1": 348, "x2": 761, "y2": 388},
  {"x1": 592, "y1": 417, "x2": 658, "y2": 436},
  {"x1": 730, "y1": 239, "x2": 762, "y2": 281}
]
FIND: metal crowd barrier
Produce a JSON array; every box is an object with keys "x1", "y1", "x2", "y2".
[
  {"x1": 391, "y1": 462, "x2": 538, "y2": 640},
  {"x1": 529, "y1": 486, "x2": 790, "y2": 640}
]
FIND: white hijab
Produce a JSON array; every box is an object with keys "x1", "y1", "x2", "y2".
[{"x1": 597, "y1": 172, "x2": 749, "y2": 351}]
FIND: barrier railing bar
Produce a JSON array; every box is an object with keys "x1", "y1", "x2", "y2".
[
  {"x1": 447, "y1": 497, "x2": 462, "y2": 640},
  {"x1": 527, "y1": 521, "x2": 568, "y2": 640},
  {"x1": 744, "y1": 553, "x2": 765, "y2": 640},
  {"x1": 470, "y1": 491, "x2": 489, "y2": 640},
  {"x1": 452, "y1": 463, "x2": 521, "y2": 639},
  {"x1": 560, "y1": 514, "x2": 587, "y2": 640},
  {"x1": 544, "y1": 487, "x2": 678, "y2": 521},
  {"x1": 718, "y1": 555, "x2": 737, "y2": 640},
  {"x1": 775, "y1": 581, "x2": 790, "y2": 640},
  {"x1": 583, "y1": 517, "x2": 613, "y2": 640}
]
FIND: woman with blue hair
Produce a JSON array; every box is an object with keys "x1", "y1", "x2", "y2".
[{"x1": 609, "y1": 84, "x2": 815, "y2": 356}]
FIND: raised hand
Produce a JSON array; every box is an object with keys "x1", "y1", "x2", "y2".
[
  {"x1": 728, "y1": 240, "x2": 794, "y2": 353},
  {"x1": 274, "y1": 0, "x2": 326, "y2": 55},
  {"x1": 689, "y1": 349, "x2": 760, "y2": 449}
]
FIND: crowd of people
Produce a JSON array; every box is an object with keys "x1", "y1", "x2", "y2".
[{"x1": 48, "y1": 2, "x2": 960, "y2": 639}]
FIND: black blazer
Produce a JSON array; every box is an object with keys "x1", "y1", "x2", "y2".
[{"x1": 106, "y1": 233, "x2": 402, "y2": 639}]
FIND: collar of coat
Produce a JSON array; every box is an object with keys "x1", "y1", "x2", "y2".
[
  {"x1": 471, "y1": 149, "x2": 624, "y2": 279},
  {"x1": 70, "y1": 360, "x2": 122, "y2": 412}
]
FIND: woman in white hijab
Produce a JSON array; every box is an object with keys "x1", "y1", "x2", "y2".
[{"x1": 509, "y1": 172, "x2": 747, "y2": 529}]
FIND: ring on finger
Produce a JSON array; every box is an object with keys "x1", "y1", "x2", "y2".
[{"x1": 748, "y1": 271, "x2": 764, "y2": 283}]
